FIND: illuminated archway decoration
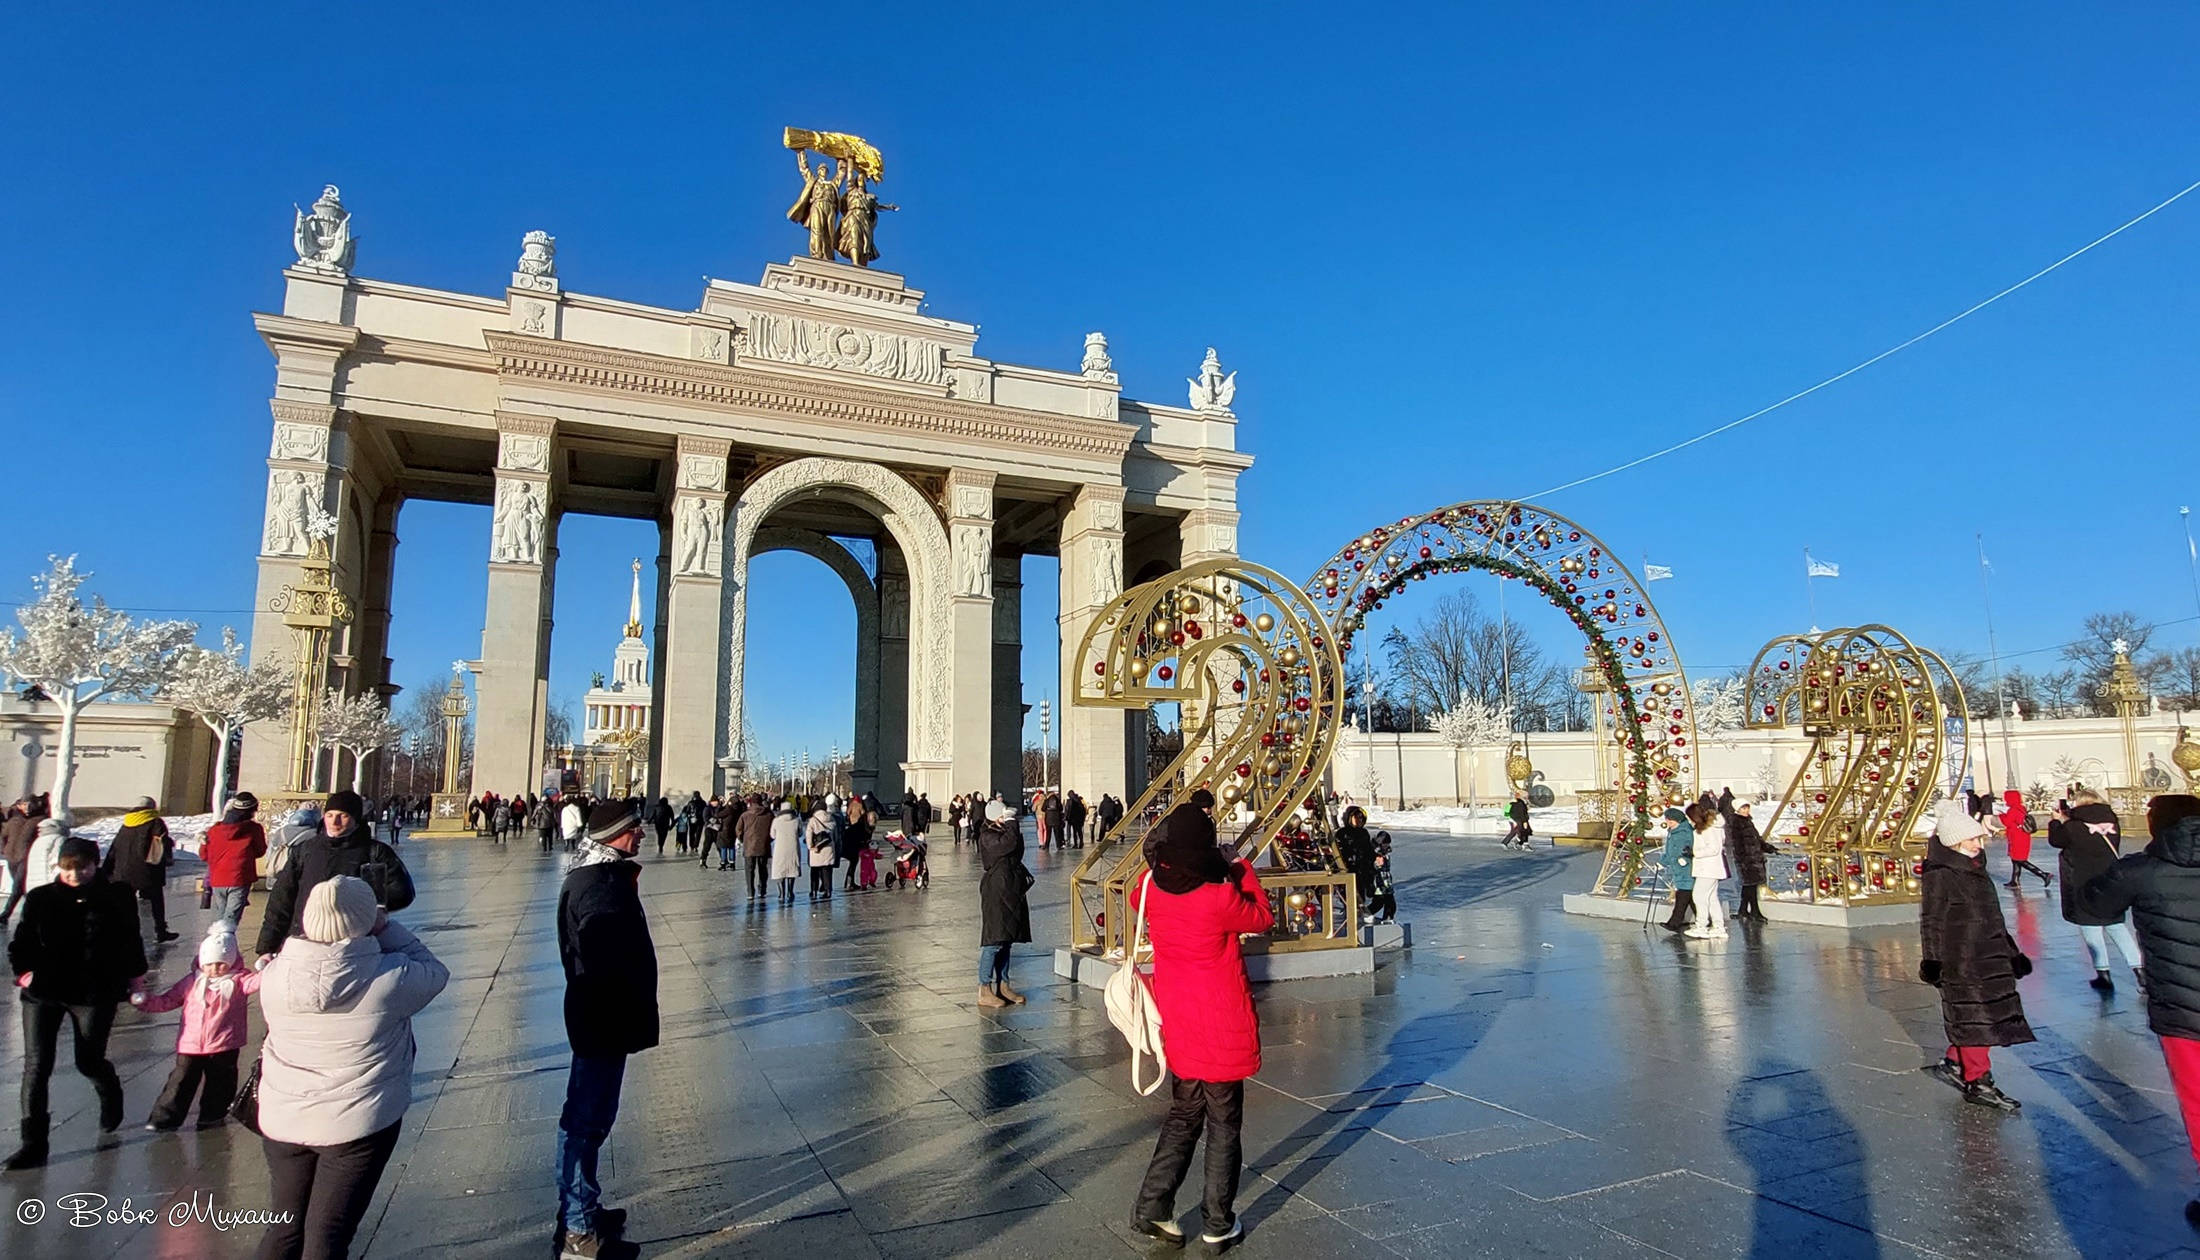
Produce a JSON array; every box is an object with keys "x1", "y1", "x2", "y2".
[
  {"x1": 1067, "y1": 559, "x2": 1348, "y2": 957},
  {"x1": 1306, "y1": 500, "x2": 1696, "y2": 896},
  {"x1": 1744, "y1": 625, "x2": 1967, "y2": 907}
]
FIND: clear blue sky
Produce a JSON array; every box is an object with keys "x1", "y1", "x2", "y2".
[{"x1": 3, "y1": 5, "x2": 2197, "y2": 770}]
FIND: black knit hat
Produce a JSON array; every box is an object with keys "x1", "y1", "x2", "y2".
[
  {"x1": 324, "y1": 789, "x2": 365, "y2": 818},
  {"x1": 587, "y1": 800, "x2": 642, "y2": 843},
  {"x1": 1189, "y1": 788, "x2": 1216, "y2": 811}
]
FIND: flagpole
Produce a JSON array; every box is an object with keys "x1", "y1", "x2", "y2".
[
  {"x1": 2182, "y1": 507, "x2": 2200, "y2": 627},
  {"x1": 1804, "y1": 548, "x2": 1818, "y2": 630},
  {"x1": 1977, "y1": 533, "x2": 2017, "y2": 788}
]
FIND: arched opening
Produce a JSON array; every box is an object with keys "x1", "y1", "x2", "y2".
[
  {"x1": 1308, "y1": 500, "x2": 1697, "y2": 896},
  {"x1": 725, "y1": 458, "x2": 956, "y2": 798}
]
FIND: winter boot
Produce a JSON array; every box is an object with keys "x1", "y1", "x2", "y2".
[
  {"x1": 976, "y1": 984, "x2": 1009, "y2": 1009},
  {"x1": 3, "y1": 1115, "x2": 48, "y2": 1171},
  {"x1": 997, "y1": 980, "x2": 1028, "y2": 1005},
  {"x1": 1920, "y1": 1059, "x2": 1965, "y2": 1092},
  {"x1": 97, "y1": 1086, "x2": 124, "y2": 1133},
  {"x1": 1962, "y1": 1074, "x2": 2022, "y2": 1112},
  {"x1": 2091, "y1": 969, "x2": 2116, "y2": 993}
]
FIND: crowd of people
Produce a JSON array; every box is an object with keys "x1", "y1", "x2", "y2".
[{"x1": 13, "y1": 774, "x2": 2200, "y2": 1252}]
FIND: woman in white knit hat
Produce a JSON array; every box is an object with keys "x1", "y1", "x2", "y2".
[{"x1": 254, "y1": 875, "x2": 448, "y2": 1259}]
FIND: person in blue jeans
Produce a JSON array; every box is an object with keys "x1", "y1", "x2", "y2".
[{"x1": 553, "y1": 802, "x2": 660, "y2": 1260}]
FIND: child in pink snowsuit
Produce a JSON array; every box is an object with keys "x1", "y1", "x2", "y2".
[{"x1": 131, "y1": 922, "x2": 260, "y2": 1130}]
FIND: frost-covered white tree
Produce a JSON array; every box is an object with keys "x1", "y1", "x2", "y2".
[
  {"x1": 319, "y1": 689, "x2": 399, "y2": 793},
  {"x1": 1432, "y1": 694, "x2": 1511, "y2": 824},
  {"x1": 0, "y1": 556, "x2": 197, "y2": 822},
  {"x1": 1689, "y1": 675, "x2": 1747, "y2": 749},
  {"x1": 160, "y1": 627, "x2": 292, "y2": 813}
]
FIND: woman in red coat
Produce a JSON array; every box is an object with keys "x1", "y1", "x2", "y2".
[
  {"x1": 1128, "y1": 789, "x2": 1274, "y2": 1251},
  {"x1": 1999, "y1": 788, "x2": 2052, "y2": 890}
]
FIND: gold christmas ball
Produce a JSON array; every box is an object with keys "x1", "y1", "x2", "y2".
[
  {"x1": 1129, "y1": 659, "x2": 1149, "y2": 679},
  {"x1": 1262, "y1": 756, "x2": 1283, "y2": 776},
  {"x1": 1181, "y1": 595, "x2": 1201, "y2": 614},
  {"x1": 1287, "y1": 892, "x2": 1307, "y2": 908},
  {"x1": 1220, "y1": 783, "x2": 1243, "y2": 804},
  {"x1": 2173, "y1": 737, "x2": 2200, "y2": 774},
  {"x1": 1254, "y1": 613, "x2": 1276, "y2": 633},
  {"x1": 1506, "y1": 755, "x2": 1534, "y2": 782},
  {"x1": 1280, "y1": 646, "x2": 1301, "y2": 667}
]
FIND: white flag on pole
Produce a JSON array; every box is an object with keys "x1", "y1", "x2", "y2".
[
  {"x1": 1806, "y1": 554, "x2": 1840, "y2": 579},
  {"x1": 1643, "y1": 564, "x2": 1674, "y2": 581}
]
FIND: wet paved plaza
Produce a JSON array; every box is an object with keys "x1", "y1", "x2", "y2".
[{"x1": 2, "y1": 827, "x2": 2196, "y2": 1258}]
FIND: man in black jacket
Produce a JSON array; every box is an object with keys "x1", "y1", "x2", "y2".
[
  {"x1": 254, "y1": 790, "x2": 414, "y2": 959},
  {"x1": 553, "y1": 801, "x2": 659, "y2": 1259},
  {"x1": 5, "y1": 838, "x2": 146, "y2": 1170}
]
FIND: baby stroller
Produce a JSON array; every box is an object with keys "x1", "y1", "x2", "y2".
[
  {"x1": 1364, "y1": 830, "x2": 1398, "y2": 924},
  {"x1": 884, "y1": 831, "x2": 930, "y2": 889}
]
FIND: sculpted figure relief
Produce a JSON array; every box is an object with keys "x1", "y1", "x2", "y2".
[
  {"x1": 491, "y1": 480, "x2": 545, "y2": 565},
  {"x1": 674, "y1": 495, "x2": 722, "y2": 576},
  {"x1": 880, "y1": 576, "x2": 910, "y2": 638},
  {"x1": 1088, "y1": 536, "x2": 1123, "y2": 606},
  {"x1": 264, "y1": 469, "x2": 319, "y2": 555},
  {"x1": 513, "y1": 230, "x2": 556, "y2": 290},
  {"x1": 953, "y1": 523, "x2": 991, "y2": 598}
]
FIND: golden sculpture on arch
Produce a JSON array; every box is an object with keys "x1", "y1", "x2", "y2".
[
  {"x1": 1066, "y1": 559, "x2": 1350, "y2": 959},
  {"x1": 783, "y1": 127, "x2": 896, "y2": 268},
  {"x1": 1744, "y1": 624, "x2": 1967, "y2": 908}
]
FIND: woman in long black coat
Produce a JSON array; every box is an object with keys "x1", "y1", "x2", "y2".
[
  {"x1": 1919, "y1": 803, "x2": 2033, "y2": 1111},
  {"x1": 1725, "y1": 802, "x2": 1776, "y2": 923},
  {"x1": 977, "y1": 801, "x2": 1032, "y2": 1009}
]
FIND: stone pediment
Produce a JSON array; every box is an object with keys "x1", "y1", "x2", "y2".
[
  {"x1": 700, "y1": 258, "x2": 977, "y2": 393},
  {"x1": 484, "y1": 332, "x2": 1133, "y2": 460}
]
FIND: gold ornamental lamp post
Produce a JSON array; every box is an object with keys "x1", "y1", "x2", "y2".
[
  {"x1": 2099, "y1": 639, "x2": 2151, "y2": 826},
  {"x1": 270, "y1": 534, "x2": 353, "y2": 797},
  {"x1": 420, "y1": 664, "x2": 474, "y2": 837}
]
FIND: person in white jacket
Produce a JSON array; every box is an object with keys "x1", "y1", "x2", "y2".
[
  {"x1": 560, "y1": 797, "x2": 587, "y2": 853},
  {"x1": 21, "y1": 819, "x2": 66, "y2": 895},
  {"x1": 1685, "y1": 801, "x2": 1730, "y2": 940},
  {"x1": 254, "y1": 876, "x2": 448, "y2": 1260},
  {"x1": 768, "y1": 801, "x2": 803, "y2": 906}
]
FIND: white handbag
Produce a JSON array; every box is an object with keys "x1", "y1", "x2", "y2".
[{"x1": 1104, "y1": 872, "x2": 1168, "y2": 1096}]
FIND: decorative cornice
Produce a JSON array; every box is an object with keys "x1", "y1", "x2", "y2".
[
  {"x1": 269, "y1": 399, "x2": 337, "y2": 427},
  {"x1": 357, "y1": 333, "x2": 498, "y2": 372},
  {"x1": 254, "y1": 313, "x2": 362, "y2": 357},
  {"x1": 1131, "y1": 440, "x2": 1256, "y2": 473},
  {"x1": 485, "y1": 333, "x2": 1136, "y2": 461}
]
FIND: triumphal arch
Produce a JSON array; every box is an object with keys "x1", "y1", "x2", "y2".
[{"x1": 240, "y1": 140, "x2": 1249, "y2": 804}]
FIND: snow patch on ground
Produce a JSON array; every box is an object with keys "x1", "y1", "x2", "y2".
[
  {"x1": 1363, "y1": 804, "x2": 1581, "y2": 835},
  {"x1": 70, "y1": 812, "x2": 216, "y2": 864}
]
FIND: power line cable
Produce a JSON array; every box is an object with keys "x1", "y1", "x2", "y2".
[{"x1": 1525, "y1": 178, "x2": 2200, "y2": 500}]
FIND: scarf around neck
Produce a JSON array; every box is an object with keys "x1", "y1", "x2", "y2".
[{"x1": 566, "y1": 836, "x2": 633, "y2": 873}]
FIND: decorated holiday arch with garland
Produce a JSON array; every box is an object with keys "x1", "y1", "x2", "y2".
[{"x1": 1306, "y1": 500, "x2": 1698, "y2": 896}]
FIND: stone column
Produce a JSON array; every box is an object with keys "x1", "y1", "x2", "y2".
[
  {"x1": 243, "y1": 398, "x2": 353, "y2": 794},
  {"x1": 473, "y1": 413, "x2": 557, "y2": 797},
  {"x1": 1059, "y1": 487, "x2": 1129, "y2": 804},
  {"x1": 876, "y1": 545, "x2": 910, "y2": 800},
  {"x1": 648, "y1": 528, "x2": 672, "y2": 799},
  {"x1": 664, "y1": 436, "x2": 729, "y2": 797},
  {"x1": 992, "y1": 553, "x2": 1025, "y2": 801},
  {"x1": 944, "y1": 471, "x2": 996, "y2": 800},
  {"x1": 353, "y1": 491, "x2": 401, "y2": 797}
]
